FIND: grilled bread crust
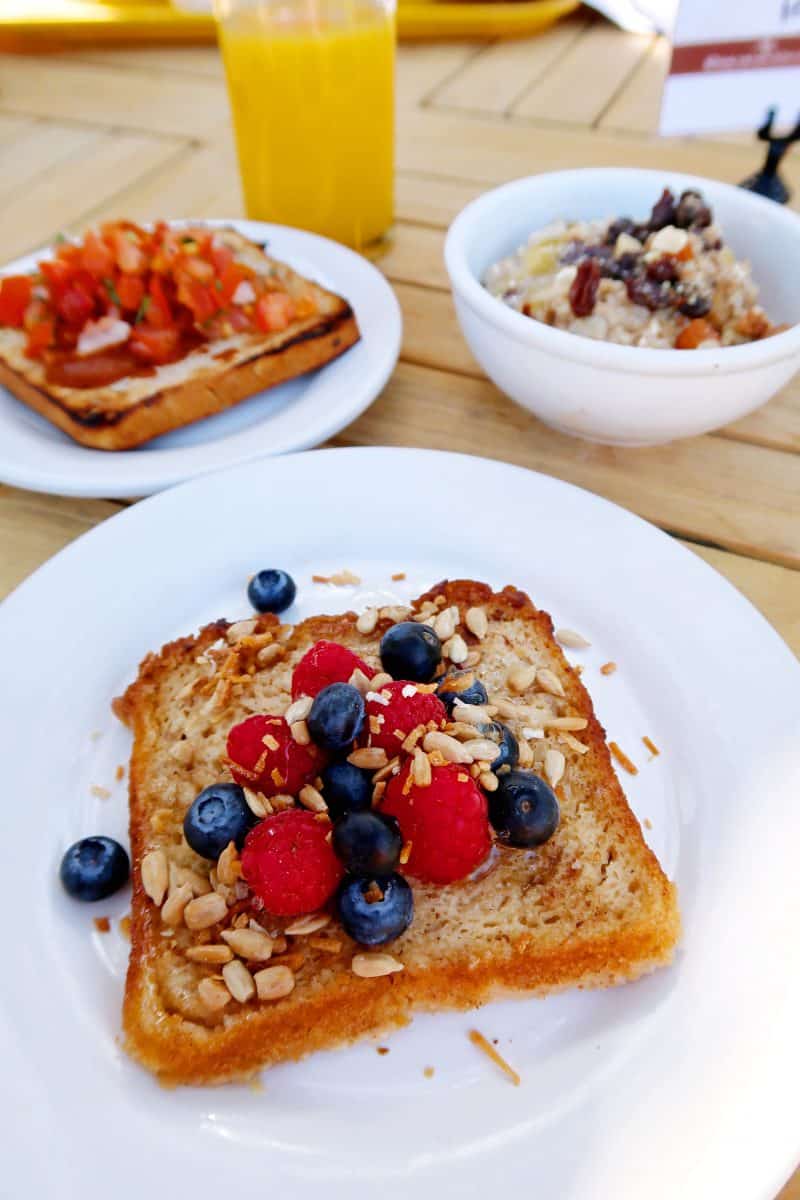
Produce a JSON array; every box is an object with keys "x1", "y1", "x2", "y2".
[{"x1": 114, "y1": 581, "x2": 680, "y2": 1086}]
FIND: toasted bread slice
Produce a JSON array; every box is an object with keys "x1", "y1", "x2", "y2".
[
  {"x1": 0, "y1": 228, "x2": 359, "y2": 450},
  {"x1": 114, "y1": 581, "x2": 679, "y2": 1086}
]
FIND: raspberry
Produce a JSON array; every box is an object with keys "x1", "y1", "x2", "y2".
[
  {"x1": 381, "y1": 762, "x2": 491, "y2": 884},
  {"x1": 292, "y1": 640, "x2": 371, "y2": 700},
  {"x1": 241, "y1": 810, "x2": 343, "y2": 917},
  {"x1": 226, "y1": 714, "x2": 325, "y2": 797},
  {"x1": 365, "y1": 681, "x2": 446, "y2": 753}
]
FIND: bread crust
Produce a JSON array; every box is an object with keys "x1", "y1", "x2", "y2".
[
  {"x1": 0, "y1": 310, "x2": 358, "y2": 450},
  {"x1": 116, "y1": 582, "x2": 680, "y2": 1086}
]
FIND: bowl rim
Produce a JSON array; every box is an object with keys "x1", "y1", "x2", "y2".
[{"x1": 443, "y1": 166, "x2": 800, "y2": 377}]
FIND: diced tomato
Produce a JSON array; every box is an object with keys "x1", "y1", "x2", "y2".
[
  {"x1": 184, "y1": 256, "x2": 215, "y2": 283},
  {"x1": 255, "y1": 292, "x2": 295, "y2": 333},
  {"x1": 116, "y1": 274, "x2": 146, "y2": 312},
  {"x1": 208, "y1": 239, "x2": 234, "y2": 276},
  {"x1": 40, "y1": 258, "x2": 76, "y2": 293},
  {"x1": 25, "y1": 319, "x2": 55, "y2": 358},
  {"x1": 178, "y1": 279, "x2": 220, "y2": 323},
  {"x1": 0, "y1": 276, "x2": 33, "y2": 327},
  {"x1": 56, "y1": 284, "x2": 95, "y2": 328},
  {"x1": 130, "y1": 326, "x2": 180, "y2": 364},
  {"x1": 147, "y1": 274, "x2": 173, "y2": 327},
  {"x1": 676, "y1": 242, "x2": 694, "y2": 262},
  {"x1": 109, "y1": 229, "x2": 146, "y2": 275},
  {"x1": 81, "y1": 231, "x2": 115, "y2": 278},
  {"x1": 218, "y1": 261, "x2": 249, "y2": 303}
]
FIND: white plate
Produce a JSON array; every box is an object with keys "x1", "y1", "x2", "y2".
[
  {"x1": 1, "y1": 447, "x2": 798, "y2": 1200},
  {"x1": 0, "y1": 222, "x2": 401, "y2": 498}
]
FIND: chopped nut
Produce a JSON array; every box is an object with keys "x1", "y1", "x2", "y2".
[
  {"x1": 372, "y1": 780, "x2": 387, "y2": 805},
  {"x1": 451, "y1": 702, "x2": 495, "y2": 726},
  {"x1": 443, "y1": 634, "x2": 468, "y2": 665},
  {"x1": 401, "y1": 724, "x2": 426, "y2": 753},
  {"x1": 141, "y1": 849, "x2": 168, "y2": 906},
  {"x1": 93, "y1": 916, "x2": 110, "y2": 933},
  {"x1": 600, "y1": 661, "x2": 617, "y2": 676},
  {"x1": 379, "y1": 605, "x2": 411, "y2": 622},
  {"x1": 184, "y1": 891, "x2": 228, "y2": 931},
  {"x1": 479, "y1": 771, "x2": 498, "y2": 792},
  {"x1": 161, "y1": 882, "x2": 193, "y2": 927},
  {"x1": 119, "y1": 914, "x2": 131, "y2": 940},
  {"x1": 463, "y1": 651, "x2": 482, "y2": 669},
  {"x1": 198, "y1": 977, "x2": 232, "y2": 1011},
  {"x1": 254, "y1": 964, "x2": 295, "y2": 1001},
  {"x1": 559, "y1": 732, "x2": 590, "y2": 755},
  {"x1": 257, "y1": 643, "x2": 283, "y2": 667},
  {"x1": 284, "y1": 912, "x2": 331, "y2": 936},
  {"x1": 356, "y1": 607, "x2": 379, "y2": 635},
  {"x1": 349, "y1": 667, "x2": 372, "y2": 695},
  {"x1": 270, "y1": 934, "x2": 288, "y2": 954},
  {"x1": 222, "y1": 959, "x2": 256, "y2": 1003},
  {"x1": 399, "y1": 839, "x2": 413, "y2": 864},
  {"x1": 227, "y1": 619, "x2": 257, "y2": 642},
  {"x1": 185, "y1": 944, "x2": 234, "y2": 964},
  {"x1": 290, "y1": 719, "x2": 311, "y2": 746},
  {"x1": 309, "y1": 934, "x2": 343, "y2": 953},
  {"x1": 543, "y1": 716, "x2": 588, "y2": 731},
  {"x1": 298, "y1": 784, "x2": 327, "y2": 814},
  {"x1": 172, "y1": 865, "x2": 213, "y2": 896},
  {"x1": 90, "y1": 785, "x2": 111, "y2": 801},
  {"x1": 372, "y1": 755, "x2": 401, "y2": 782},
  {"x1": 369, "y1": 672, "x2": 393, "y2": 690},
  {"x1": 330, "y1": 569, "x2": 361, "y2": 586},
  {"x1": 507, "y1": 663, "x2": 537, "y2": 694},
  {"x1": 460, "y1": 738, "x2": 500, "y2": 763},
  {"x1": 433, "y1": 605, "x2": 459, "y2": 641},
  {"x1": 544, "y1": 748, "x2": 566, "y2": 789},
  {"x1": 352, "y1": 953, "x2": 404, "y2": 978},
  {"x1": 536, "y1": 667, "x2": 565, "y2": 698},
  {"x1": 285, "y1": 696, "x2": 313, "y2": 724},
  {"x1": 412, "y1": 747, "x2": 432, "y2": 787},
  {"x1": 517, "y1": 738, "x2": 534, "y2": 768},
  {"x1": 348, "y1": 746, "x2": 389, "y2": 770},
  {"x1": 464, "y1": 606, "x2": 488, "y2": 640},
  {"x1": 216, "y1": 841, "x2": 241, "y2": 887},
  {"x1": 391, "y1": 571, "x2": 406, "y2": 581},
  {"x1": 422, "y1": 730, "x2": 472, "y2": 763},
  {"x1": 555, "y1": 628, "x2": 590, "y2": 649},
  {"x1": 271, "y1": 794, "x2": 296, "y2": 811},
  {"x1": 244, "y1": 787, "x2": 270, "y2": 818},
  {"x1": 642, "y1": 735, "x2": 661, "y2": 757}
]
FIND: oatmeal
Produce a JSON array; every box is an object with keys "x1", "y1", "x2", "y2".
[{"x1": 483, "y1": 187, "x2": 779, "y2": 349}]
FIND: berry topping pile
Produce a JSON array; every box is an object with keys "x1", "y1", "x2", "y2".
[{"x1": 144, "y1": 600, "x2": 569, "y2": 960}]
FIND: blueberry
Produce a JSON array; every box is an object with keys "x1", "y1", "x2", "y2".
[
  {"x1": 333, "y1": 811, "x2": 402, "y2": 876},
  {"x1": 380, "y1": 622, "x2": 441, "y2": 683},
  {"x1": 320, "y1": 761, "x2": 373, "y2": 820},
  {"x1": 60, "y1": 836, "x2": 129, "y2": 902},
  {"x1": 247, "y1": 569, "x2": 296, "y2": 614},
  {"x1": 435, "y1": 667, "x2": 488, "y2": 713},
  {"x1": 489, "y1": 769, "x2": 560, "y2": 848},
  {"x1": 183, "y1": 783, "x2": 256, "y2": 860},
  {"x1": 478, "y1": 721, "x2": 518, "y2": 774},
  {"x1": 336, "y1": 872, "x2": 414, "y2": 946},
  {"x1": 307, "y1": 682, "x2": 365, "y2": 752}
]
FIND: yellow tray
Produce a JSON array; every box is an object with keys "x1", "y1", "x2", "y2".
[{"x1": 0, "y1": 0, "x2": 579, "y2": 46}]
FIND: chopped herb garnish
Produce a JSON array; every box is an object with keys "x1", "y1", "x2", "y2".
[
  {"x1": 134, "y1": 294, "x2": 151, "y2": 325},
  {"x1": 103, "y1": 278, "x2": 122, "y2": 306},
  {"x1": 214, "y1": 279, "x2": 223, "y2": 291},
  {"x1": 53, "y1": 232, "x2": 67, "y2": 245},
  {"x1": 181, "y1": 236, "x2": 196, "y2": 245}
]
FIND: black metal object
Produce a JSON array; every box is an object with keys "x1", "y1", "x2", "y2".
[{"x1": 739, "y1": 107, "x2": 800, "y2": 205}]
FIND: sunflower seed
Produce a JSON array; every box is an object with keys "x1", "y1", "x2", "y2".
[
  {"x1": 464, "y1": 606, "x2": 488, "y2": 640},
  {"x1": 356, "y1": 607, "x2": 379, "y2": 635},
  {"x1": 221, "y1": 928, "x2": 274, "y2": 960},
  {"x1": 244, "y1": 787, "x2": 270, "y2": 818},
  {"x1": 543, "y1": 716, "x2": 588, "y2": 731},
  {"x1": 284, "y1": 912, "x2": 331, "y2": 936},
  {"x1": 290, "y1": 719, "x2": 311, "y2": 746},
  {"x1": 451, "y1": 703, "x2": 495, "y2": 726},
  {"x1": 351, "y1": 953, "x2": 404, "y2": 978},
  {"x1": 559, "y1": 732, "x2": 589, "y2": 755},
  {"x1": 222, "y1": 959, "x2": 256, "y2": 1003},
  {"x1": 254, "y1": 965, "x2": 295, "y2": 1001},
  {"x1": 184, "y1": 891, "x2": 228, "y2": 931},
  {"x1": 227, "y1": 619, "x2": 257, "y2": 642},
  {"x1": 433, "y1": 605, "x2": 459, "y2": 641},
  {"x1": 185, "y1": 944, "x2": 234, "y2": 965},
  {"x1": 412, "y1": 747, "x2": 432, "y2": 787},
  {"x1": 443, "y1": 634, "x2": 469, "y2": 665},
  {"x1": 536, "y1": 668, "x2": 565, "y2": 698},
  {"x1": 369, "y1": 672, "x2": 393, "y2": 690},
  {"x1": 544, "y1": 748, "x2": 566, "y2": 789},
  {"x1": 348, "y1": 747, "x2": 389, "y2": 770},
  {"x1": 216, "y1": 840, "x2": 240, "y2": 887},
  {"x1": 349, "y1": 667, "x2": 372, "y2": 695},
  {"x1": 479, "y1": 771, "x2": 499, "y2": 792},
  {"x1": 459, "y1": 738, "x2": 500, "y2": 763},
  {"x1": 298, "y1": 784, "x2": 327, "y2": 814},
  {"x1": 422, "y1": 731, "x2": 472, "y2": 763},
  {"x1": 160, "y1": 882, "x2": 193, "y2": 927},
  {"x1": 141, "y1": 850, "x2": 168, "y2": 906},
  {"x1": 555, "y1": 628, "x2": 590, "y2": 649},
  {"x1": 285, "y1": 696, "x2": 313, "y2": 724},
  {"x1": 198, "y1": 977, "x2": 232, "y2": 1011}
]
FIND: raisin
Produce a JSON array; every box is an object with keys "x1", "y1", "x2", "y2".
[
  {"x1": 603, "y1": 252, "x2": 639, "y2": 281},
  {"x1": 677, "y1": 291, "x2": 711, "y2": 318},
  {"x1": 647, "y1": 188, "x2": 677, "y2": 231},
  {"x1": 604, "y1": 217, "x2": 637, "y2": 245},
  {"x1": 625, "y1": 273, "x2": 672, "y2": 311},
  {"x1": 646, "y1": 256, "x2": 680, "y2": 284},
  {"x1": 569, "y1": 258, "x2": 601, "y2": 317},
  {"x1": 675, "y1": 189, "x2": 713, "y2": 230}
]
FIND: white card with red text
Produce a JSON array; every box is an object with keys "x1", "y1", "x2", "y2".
[{"x1": 661, "y1": 0, "x2": 800, "y2": 135}]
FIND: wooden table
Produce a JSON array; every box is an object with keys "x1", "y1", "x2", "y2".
[{"x1": 0, "y1": 16, "x2": 797, "y2": 1193}]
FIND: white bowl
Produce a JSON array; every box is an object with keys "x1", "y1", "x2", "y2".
[{"x1": 444, "y1": 168, "x2": 800, "y2": 446}]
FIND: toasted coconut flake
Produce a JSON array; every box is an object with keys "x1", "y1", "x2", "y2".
[
  {"x1": 609, "y1": 741, "x2": 638, "y2": 776},
  {"x1": 642, "y1": 735, "x2": 661, "y2": 757},
  {"x1": 468, "y1": 1030, "x2": 520, "y2": 1086}
]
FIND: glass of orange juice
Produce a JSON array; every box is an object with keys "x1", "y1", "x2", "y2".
[{"x1": 214, "y1": 0, "x2": 395, "y2": 251}]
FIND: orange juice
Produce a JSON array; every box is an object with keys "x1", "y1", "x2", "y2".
[{"x1": 218, "y1": 8, "x2": 395, "y2": 249}]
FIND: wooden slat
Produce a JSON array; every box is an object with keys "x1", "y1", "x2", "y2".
[
  {"x1": 87, "y1": 140, "x2": 243, "y2": 225},
  {"x1": 722, "y1": 383, "x2": 800, "y2": 453},
  {"x1": 396, "y1": 41, "x2": 480, "y2": 109},
  {"x1": 379, "y1": 222, "x2": 449, "y2": 290},
  {"x1": 431, "y1": 15, "x2": 588, "y2": 115},
  {"x1": 598, "y1": 36, "x2": 669, "y2": 135},
  {"x1": 396, "y1": 107, "x2": 800, "y2": 194},
  {"x1": 0, "y1": 132, "x2": 188, "y2": 261},
  {"x1": 512, "y1": 22, "x2": 652, "y2": 125},
  {"x1": 0, "y1": 121, "x2": 100, "y2": 207},
  {"x1": 394, "y1": 280, "x2": 475, "y2": 373},
  {"x1": 335, "y1": 360, "x2": 800, "y2": 568},
  {"x1": 0, "y1": 54, "x2": 229, "y2": 139},
  {"x1": 687, "y1": 544, "x2": 800, "y2": 657},
  {"x1": 65, "y1": 46, "x2": 224, "y2": 79},
  {"x1": 0, "y1": 487, "x2": 122, "y2": 599},
  {"x1": 395, "y1": 171, "x2": 485, "y2": 228}
]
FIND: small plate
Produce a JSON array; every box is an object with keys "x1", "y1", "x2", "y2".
[
  {"x1": 1, "y1": 448, "x2": 798, "y2": 1200},
  {"x1": 0, "y1": 221, "x2": 401, "y2": 497}
]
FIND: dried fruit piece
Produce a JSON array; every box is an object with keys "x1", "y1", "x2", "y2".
[
  {"x1": 675, "y1": 318, "x2": 718, "y2": 350},
  {"x1": 568, "y1": 259, "x2": 601, "y2": 317},
  {"x1": 647, "y1": 187, "x2": 677, "y2": 230}
]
